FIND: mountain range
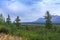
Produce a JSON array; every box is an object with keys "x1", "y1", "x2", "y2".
[
  {"x1": 21, "y1": 15, "x2": 60, "y2": 24},
  {"x1": 35, "y1": 15, "x2": 60, "y2": 24}
]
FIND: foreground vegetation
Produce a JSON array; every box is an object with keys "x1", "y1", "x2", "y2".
[
  {"x1": 0, "y1": 24, "x2": 60, "y2": 40},
  {"x1": 0, "y1": 33, "x2": 25, "y2": 40}
]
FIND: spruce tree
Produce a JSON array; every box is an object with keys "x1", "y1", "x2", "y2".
[
  {"x1": 6, "y1": 14, "x2": 11, "y2": 24},
  {"x1": 45, "y1": 11, "x2": 52, "y2": 29},
  {"x1": 0, "y1": 14, "x2": 4, "y2": 24},
  {"x1": 15, "y1": 16, "x2": 20, "y2": 27}
]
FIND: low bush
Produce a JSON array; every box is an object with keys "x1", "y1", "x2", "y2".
[{"x1": 0, "y1": 27, "x2": 9, "y2": 34}]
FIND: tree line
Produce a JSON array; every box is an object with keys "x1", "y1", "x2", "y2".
[
  {"x1": 0, "y1": 11, "x2": 52, "y2": 29},
  {"x1": 0, "y1": 14, "x2": 20, "y2": 27}
]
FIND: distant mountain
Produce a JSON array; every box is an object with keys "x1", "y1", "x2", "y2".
[
  {"x1": 35, "y1": 18, "x2": 45, "y2": 23},
  {"x1": 21, "y1": 15, "x2": 60, "y2": 25},
  {"x1": 35, "y1": 15, "x2": 60, "y2": 24}
]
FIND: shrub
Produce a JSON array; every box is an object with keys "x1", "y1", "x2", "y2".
[{"x1": 0, "y1": 27, "x2": 9, "y2": 34}]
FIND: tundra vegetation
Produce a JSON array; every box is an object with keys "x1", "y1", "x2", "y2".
[{"x1": 0, "y1": 11, "x2": 60, "y2": 40}]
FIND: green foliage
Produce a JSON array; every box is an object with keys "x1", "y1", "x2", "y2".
[
  {"x1": 15, "y1": 16, "x2": 20, "y2": 27},
  {"x1": 0, "y1": 27, "x2": 9, "y2": 34},
  {"x1": 0, "y1": 14, "x2": 4, "y2": 24},
  {"x1": 0, "y1": 24, "x2": 60, "y2": 40},
  {"x1": 45, "y1": 11, "x2": 52, "y2": 29},
  {"x1": 0, "y1": 25, "x2": 10, "y2": 34},
  {"x1": 6, "y1": 14, "x2": 11, "y2": 24}
]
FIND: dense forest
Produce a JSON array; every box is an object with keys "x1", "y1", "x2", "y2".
[{"x1": 0, "y1": 11, "x2": 60, "y2": 40}]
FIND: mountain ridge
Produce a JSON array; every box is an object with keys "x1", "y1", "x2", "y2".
[
  {"x1": 21, "y1": 15, "x2": 60, "y2": 24},
  {"x1": 35, "y1": 15, "x2": 60, "y2": 24}
]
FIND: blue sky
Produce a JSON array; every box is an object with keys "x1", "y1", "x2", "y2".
[{"x1": 0, "y1": 0, "x2": 60, "y2": 22}]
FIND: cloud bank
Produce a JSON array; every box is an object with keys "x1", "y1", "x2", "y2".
[{"x1": 0, "y1": 0, "x2": 60, "y2": 22}]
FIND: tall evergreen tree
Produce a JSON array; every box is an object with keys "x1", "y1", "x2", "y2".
[
  {"x1": 6, "y1": 15, "x2": 11, "y2": 24},
  {"x1": 15, "y1": 16, "x2": 20, "y2": 26},
  {"x1": 0, "y1": 14, "x2": 4, "y2": 24},
  {"x1": 45, "y1": 11, "x2": 52, "y2": 29}
]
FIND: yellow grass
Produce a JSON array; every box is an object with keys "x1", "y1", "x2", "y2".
[{"x1": 0, "y1": 33, "x2": 27, "y2": 40}]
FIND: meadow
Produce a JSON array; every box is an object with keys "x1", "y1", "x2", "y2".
[{"x1": 0, "y1": 24, "x2": 60, "y2": 40}]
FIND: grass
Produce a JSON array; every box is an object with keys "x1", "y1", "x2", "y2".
[
  {"x1": 0, "y1": 33, "x2": 26, "y2": 40},
  {"x1": 0, "y1": 24, "x2": 60, "y2": 40}
]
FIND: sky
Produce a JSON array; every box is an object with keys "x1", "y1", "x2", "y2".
[{"x1": 0, "y1": 0, "x2": 60, "y2": 22}]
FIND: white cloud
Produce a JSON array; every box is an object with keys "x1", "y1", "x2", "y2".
[
  {"x1": 38, "y1": 0, "x2": 60, "y2": 15},
  {"x1": 7, "y1": 0, "x2": 60, "y2": 22},
  {"x1": 0, "y1": 0, "x2": 60, "y2": 22},
  {"x1": 7, "y1": 1, "x2": 28, "y2": 13}
]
